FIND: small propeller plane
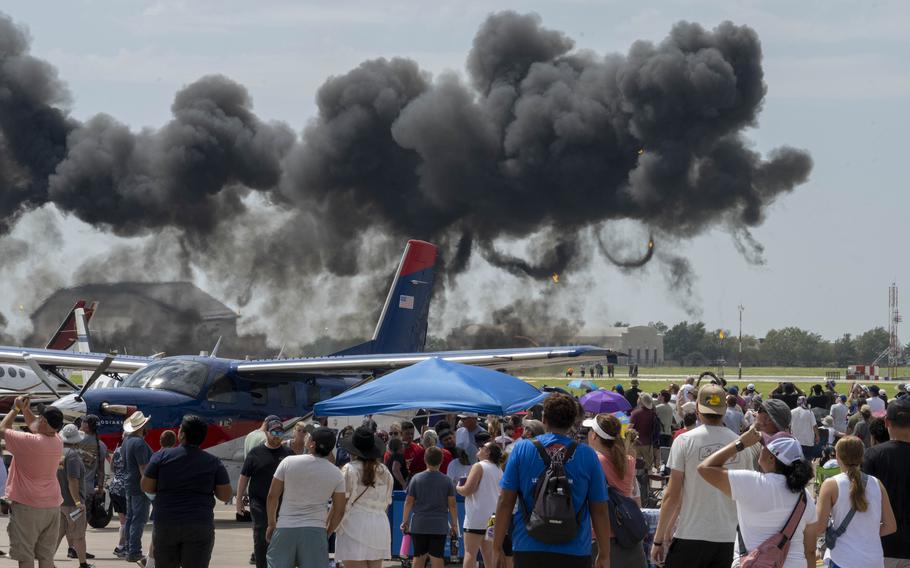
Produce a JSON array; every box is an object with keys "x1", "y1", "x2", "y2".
[{"x1": 0, "y1": 241, "x2": 614, "y2": 462}]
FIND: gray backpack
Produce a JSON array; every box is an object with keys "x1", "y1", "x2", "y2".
[{"x1": 520, "y1": 440, "x2": 582, "y2": 544}]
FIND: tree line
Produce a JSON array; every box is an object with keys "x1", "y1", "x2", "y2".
[{"x1": 654, "y1": 321, "x2": 895, "y2": 367}]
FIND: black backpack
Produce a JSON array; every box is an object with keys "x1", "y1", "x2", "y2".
[
  {"x1": 606, "y1": 484, "x2": 647, "y2": 548},
  {"x1": 520, "y1": 440, "x2": 583, "y2": 544}
]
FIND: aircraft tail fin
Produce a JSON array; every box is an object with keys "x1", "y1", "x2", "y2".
[
  {"x1": 46, "y1": 300, "x2": 98, "y2": 352},
  {"x1": 333, "y1": 240, "x2": 437, "y2": 356}
]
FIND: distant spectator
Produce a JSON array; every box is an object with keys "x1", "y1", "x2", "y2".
[
  {"x1": 743, "y1": 397, "x2": 761, "y2": 430},
  {"x1": 455, "y1": 414, "x2": 485, "y2": 464},
  {"x1": 520, "y1": 419, "x2": 545, "y2": 439},
  {"x1": 70, "y1": 413, "x2": 105, "y2": 562},
  {"x1": 421, "y1": 430, "x2": 439, "y2": 451},
  {"x1": 436, "y1": 430, "x2": 456, "y2": 473},
  {"x1": 724, "y1": 394, "x2": 744, "y2": 434},
  {"x1": 336, "y1": 426, "x2": 394, "y2": 567},
  {"x1": 630, "y1": 393, "x2": 658, "y2": 473},
  {"x1": 121, "y1": 411, "x2": 153, "y2": 562},
  {"x1": 335, "y1": 425, "x2": 355, "y2": 468},
  {"x1": 285, "y1": 422, "x2": 309, "y2": 456},
  {"x1": 852, "y1": 405, "x2": 873, "y2": 448},
  {"x1": 493, "y1": 393, "x2": 611, "y2": 568},
  {"x1": 109, "y1": 433, "x2": 129, "y2": 558},
  {"x1": 791, "y1": 396, "x2": 819, "y2": 457},
  {"x1": 159, "y1": 430, "x2": 177, "y2": 449},
  {"x1": 266, "y1": 427, "x2": 346, "y2": 568},
  {"x1": 867, "y1": 385, "x2": 886, "y2": 417},
  {"x1": 142, "y1": 415, "x2": 231, "y2": 568},
  {"x1": 0, "y1": 397, "x2": 65, "y2": 567},
  {"x1": 401, "y1": 421, "x2": 427, "y2": 474},
  {"x1": 236, "y1": 417, "x2": 293, "y2": 568},
  {"x1": 862, "y1": 397, "x2": 910, "y2": 566},
  {"x1": 445, "y1": 448, "x2": 472, "y2": 488},
  {"x1": 386, "y1": 437, "x2": 410, "y2": 490},
  {"x1": 509, "y1": 415, "x2": 524, "y2": 440},
  {"x1": 868, "y1": 417, "x2": 890, "y2": 447},
  {"x1": 244, "y1": 415, "x2": 280, "y2": 457},
  {"x1": 771, "y1": 382, "x2": 805, "y2": 409},
  {"x1": 655, "y1": 390, "x2": 675, "y2": 447},
  {"x1": 673, "y1": 413, "x2": 697, "y2": 440},
  {"x1": 625, "y1": 378, "x2": 642, "y2": 408},
  {"x1": 401, "y1": 446, "x2": 459, "y2": 568},
  {"x1": 831, "y1": 395, "x2": 849, "y2": 435}
]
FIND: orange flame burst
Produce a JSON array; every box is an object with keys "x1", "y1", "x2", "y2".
[{"x1": 551, "y1": 273, "x2": 560, "y2": 284}]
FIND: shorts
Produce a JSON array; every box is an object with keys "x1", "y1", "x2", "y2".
[
  {"x1": 110, "y1": 492, "x2": 126, "y2": 514},
  {"x1": 267, "y1": 527, "x2": 328, "y2": 568},
  {"x1": 7, "y1": 501, "x2": 60, "y2": 562},
  {"x1": 59, "y1": 506, "x2": 88, "y2": 542},
  {"x1": 411, "y1": 533, "x2": 447, "y2": 558},
  {"x1": 464, "y1": 528, "x2": 486, "y2": 535}
]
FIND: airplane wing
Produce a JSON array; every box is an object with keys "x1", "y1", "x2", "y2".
[
  {"x1": 237, "y1": 345, "x2": 616, "y2": 375},
  {"x1": 0, "y1": 347, "x2": 150, "y2": 374}
]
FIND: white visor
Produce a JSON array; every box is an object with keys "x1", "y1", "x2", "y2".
[{"x1": 581, "y1": 417, "x2": 615, "y2": 440}]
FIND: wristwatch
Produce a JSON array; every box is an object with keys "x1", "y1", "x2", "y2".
[{"x1": 735, "y1": 439, "x2": 745, "y2": 452}]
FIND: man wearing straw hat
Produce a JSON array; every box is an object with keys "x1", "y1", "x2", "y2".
[{"x1": 121, "y1": 411, "x2": 153, "y2": 563}]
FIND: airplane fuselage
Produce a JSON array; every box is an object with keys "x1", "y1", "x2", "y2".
[{"x1": 53, "y1": 355, "x2": 361, "y2": 452}]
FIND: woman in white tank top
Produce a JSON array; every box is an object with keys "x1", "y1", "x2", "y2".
[
  {"x1": 812, "y1": 436, "x2": 897, "y2": 568},
  {"x1": 456, "y1": 442, "x2": 503, "y2": 568}
]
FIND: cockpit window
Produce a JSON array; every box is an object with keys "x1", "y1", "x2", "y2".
[
  {"x1": 121, "y1": 359, "x2": 210, "y2": 398},
  {"x1": 18, "y1": 369, "x2": 25, "y2": 378},
  {"x1": 0, "y1": 367, "x2": 5, "y2": 378},
  {"x1": 207, "y1": 373, "x2": 237, "y2": 404}
]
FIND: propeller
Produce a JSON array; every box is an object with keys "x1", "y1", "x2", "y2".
[
  {"x1": 75, "y1": 352, "x2": 116, "y2": 401},
  {"x1": 21, "y1": 353, "x2": 61, "y2": 399}
]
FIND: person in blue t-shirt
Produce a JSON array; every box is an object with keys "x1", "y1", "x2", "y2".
[
  {"x1": 492, "y1": 393, "x2": 611, "y2": 568},
  {"x1": 141, "y1": 415, "x2": 232, "y2": 568}
]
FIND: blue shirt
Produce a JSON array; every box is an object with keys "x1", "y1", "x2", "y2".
[
  {"x1": 501, "y1": 433, "x2": 608, "y2": 556},
  {"x1": 144, "y1": 444, "x2": 230, "y2": 525},
  {"x1": 121, "y1": 435, "x2": 153, "y2": 495}
]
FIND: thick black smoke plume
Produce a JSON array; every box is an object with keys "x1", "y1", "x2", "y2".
[{"x1": 0, "y1": 10, "x2": 812, "y2": 350}]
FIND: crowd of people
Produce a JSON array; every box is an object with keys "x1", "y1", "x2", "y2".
[{"x1": 0, "y1": 373, "x2": 907, "y2": 568}]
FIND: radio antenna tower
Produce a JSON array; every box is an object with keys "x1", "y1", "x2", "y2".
[{"x1": 889, "y1": 282, "x2": 902, "y2": 378}]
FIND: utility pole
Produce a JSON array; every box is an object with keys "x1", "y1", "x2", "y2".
[{"x1": 738, "y1": 304, "x2": 745, "y2": 380}]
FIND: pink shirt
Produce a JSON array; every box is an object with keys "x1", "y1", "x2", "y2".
[
  {"x1": 5, "y1": 429, "x2": 64, "y2": 508},
  {"x1": 596, "y1": 452, "x2": 636, "y2": 497}
]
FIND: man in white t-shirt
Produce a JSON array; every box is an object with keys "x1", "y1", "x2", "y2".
[
  {"x1": 790, "y1": 397, "x2": 818, "y2": 457},
  {"x1": 266, "y1": 427, "x2": 346, "y2": 568},
  {"x1": 652, "y1": 384, "x2": 749, "y2": 568},
  {"x1": 830, "y1": 395, "x2": 848, "y2": 434}
]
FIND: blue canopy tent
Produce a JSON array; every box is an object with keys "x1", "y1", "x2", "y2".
[{"x1": 313, "y1": 357, "x2": 547, "y2": 416}]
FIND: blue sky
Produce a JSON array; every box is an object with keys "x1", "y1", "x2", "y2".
[{"x1": 2, "y1": 0, "x2": 908, "y2": 341}]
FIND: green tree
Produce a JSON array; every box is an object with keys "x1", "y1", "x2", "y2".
[
  {"x1": 833, "y1": 333, "x2": 857, "y2": 367},
  {"x1": 855, "y1": 327, "x2": 890, "y2": 364},
  {"x1": 664, "y1": 321, "x2": 706, "y2": 362},
  {"x1": 760, "y1": 327, "x2": 830, "y2": 366},
  {"x1": 648, "y1": 321, "x2": 669, "y2": 334}
]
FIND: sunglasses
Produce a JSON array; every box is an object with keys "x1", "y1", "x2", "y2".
[{"x1": 269, "y1": 430, "x2": 283, "y2": 437}]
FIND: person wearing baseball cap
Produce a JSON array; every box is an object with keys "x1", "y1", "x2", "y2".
[
  {"x1": 0, "y1": 397, "x2": 65, "y2": 566},
  {"x1": 863, "y1": 397, "x2": 910, "y2": 564},
  {"x1": 237, "y1": 418, "x2": 294, "y2": 568},
  {"x1": 698, "y1": 426, "x2": 817, "y2": 568},
  {"x1": 651, "y1": 384, "x2": 749, "y2": 568},
  {"x1": 266, "y1": 426, "x2": 347, "y2": 568},
  {"x1": 244, "y1": 415, "x2": 282, "y2": 458}
]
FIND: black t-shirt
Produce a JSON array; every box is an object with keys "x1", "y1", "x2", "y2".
[
  {"x1": 772, "y1": 392, "x2": 800, "y2": 409},
  {"x1": 625, "y1": 387, "x2": 641, "y2": 409},
  {"x1": 241, "y1": 444, "x2": 294, "y2": 503},
  {"x1": 807, "y1": 394, "x2": 831, "y2": 411},
  {"x1": 144, "y1": 444, "x2": 230, "y2": 525},
  {"x1": 863, "y1": 440, "x2": 910, "y2": 559},
  {"x1": 385, "y1": 453, "x2": 409, "y2": 490}
]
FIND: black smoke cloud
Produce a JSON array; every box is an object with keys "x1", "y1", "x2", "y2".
[{"x1": 0, "y1": 10, "x2": 812, "y2": 351}]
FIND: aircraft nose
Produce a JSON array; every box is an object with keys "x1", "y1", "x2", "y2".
[{"x1": 52, "y1": 394, "x2": 87, "y2": 421}]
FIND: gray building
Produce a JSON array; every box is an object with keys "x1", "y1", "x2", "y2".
[
  {"x1": 575, "y1": 325, "x2": 664, "y2": 365},
  {"x1": 30, "y1": 282, "x2": 241, "y2": 356}
]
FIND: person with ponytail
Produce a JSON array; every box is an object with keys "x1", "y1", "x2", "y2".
[
  {"x1": 698, "y1": 427, "x2": 818, "y2": 568},
  {"x1": 336, "y1": 426, "x2": 394, "y2": 568},
  {"x1": 584, "y1": 413, "x2": 647, "y2": 568},
  {"x1": 812, "y1": 436, "x2": 896, "y2": 568}
]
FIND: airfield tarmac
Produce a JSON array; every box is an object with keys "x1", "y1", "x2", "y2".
[{"x1": 0, "y1": 504, "x2": 404, "y2": 567}]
